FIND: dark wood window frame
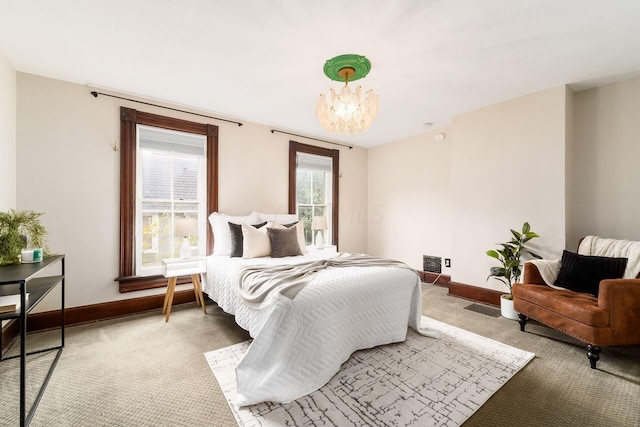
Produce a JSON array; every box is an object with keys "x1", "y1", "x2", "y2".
[
  {"x1": 288, "y1": 141, "x2": 339, "y2": 247},
  {"x1": 118, "y1": 107, "x2": 218, "y2": 292}
]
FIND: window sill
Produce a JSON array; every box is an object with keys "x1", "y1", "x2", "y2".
[{"x1": 117, "y1": 274, "x2": 193, "y2": 293}]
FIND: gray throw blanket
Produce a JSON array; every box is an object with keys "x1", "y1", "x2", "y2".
[{"x1": 236, "y1": 253, "x2": 418, "y2": 305}]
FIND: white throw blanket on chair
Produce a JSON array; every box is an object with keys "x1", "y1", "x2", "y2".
[{"x1": 527, "y1": 235, "x2": 640, "y2": 287}]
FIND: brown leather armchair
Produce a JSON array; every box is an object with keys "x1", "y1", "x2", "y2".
[{"x1": 513, "y1": 241, "x2": 640, "y2": 368}]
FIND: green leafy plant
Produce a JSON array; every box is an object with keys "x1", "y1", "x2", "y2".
[
  {"x1": 486, "y1": 222, "x2": 541, "y2": 299},
  {"x1": 0, "y1": 209, "x2": 49, "y2": 266}
]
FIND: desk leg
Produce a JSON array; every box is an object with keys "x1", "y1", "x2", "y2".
[
  {"x1": 164, "y1": 277, "x2": 177, "y2": 322},
  {"x1": 192, "y1": 274, "x2": 207, "y2": 314}
]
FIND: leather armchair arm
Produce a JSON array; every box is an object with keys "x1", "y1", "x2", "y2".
[
  {"x1": 523, "y1": 262, "x2": 546, "y2": 285},
  {"x1": 598, "y1": 278, "x2": 640, "y2": 344}
]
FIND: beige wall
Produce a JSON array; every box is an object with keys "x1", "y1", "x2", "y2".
[
  {"x1": 450, "y1": 86, "x2": 568, "y2": 292},
  {"x1": 367, "y1": 129, "x2": 452, "y2": 271},
  {"x1": 368, "y1": 79, "x2": 640, "y2": 294},
  {"x1": 14, "y1": 71, "x2": 640, "y2": 308},
  {"x1": 368, "y1": 87, "x2": 568, "y2": 290},
  {"x1": 337, "y1": 145, "x2": 369, "y2": 252},
  {"x1": 216, "y1": 121, "x2": 369, "y2": 253},
  {"x1": 569, "y1": 76, "x2": 640, "y2": 248},
  {"x1": 16, "y1": 73, "x2": 368, "y2": 309},
  {"x1": 565, "y1": 85, "x2": 576, "y2": 249},
  {"x1": 0, "y1": 51, "x2": 16, "y2": 210}
]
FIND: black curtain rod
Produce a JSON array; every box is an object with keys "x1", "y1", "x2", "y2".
[
  {"x1": 270, "y1": 129, "x2": 353, "y2": 149},
  {"x1": 90, "y1": 91, "x2": 243, "y2": 126}
]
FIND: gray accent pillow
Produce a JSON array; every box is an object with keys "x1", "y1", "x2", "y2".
[
  {"x1": 229, "y1": 222, "x2": 267, "y2": 257},
  {"x1": 268, "y1": 226, "x2": 303, "y2": 258}
]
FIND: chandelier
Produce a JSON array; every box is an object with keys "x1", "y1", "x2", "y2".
[{"x1": 315, "y1": 54, "x2": 379, "y2": 135}]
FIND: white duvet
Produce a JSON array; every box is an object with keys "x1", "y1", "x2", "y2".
[{"x1": 202, "y1": 251, "x2": 437, "y2": 406}]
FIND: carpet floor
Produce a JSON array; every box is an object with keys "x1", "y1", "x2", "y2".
[{"x1": 1, "y1": 284, "x2": 638, "y2": 426}]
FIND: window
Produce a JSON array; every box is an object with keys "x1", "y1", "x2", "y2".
[
  {"x1": 136, "y1": 125, "x2": 207, "y2": 276},
  {"x1": 288, "y1": 141, "x2": 339, "y2": 247},
  {"x1": 119, "y1": 107, "x2": 218, "y2": 292},
  {"x1": 296, "y1": 153, "x2": 332, "y2": 245}
]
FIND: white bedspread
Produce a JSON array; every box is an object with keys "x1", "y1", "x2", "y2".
[{"x1": 202, "y1": 252, "x2": 437, "y2": 406}]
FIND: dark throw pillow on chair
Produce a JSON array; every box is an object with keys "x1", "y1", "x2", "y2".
[{"x1": 554, "y1": 250, "x2": 628, "y2": 297}]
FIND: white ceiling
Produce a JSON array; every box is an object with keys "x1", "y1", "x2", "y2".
[{"x1": 2, "y1": 1, "x2": 640, "y2": 148}]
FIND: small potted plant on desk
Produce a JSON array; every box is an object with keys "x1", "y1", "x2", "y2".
[
  {"x1": 0, "y1": 209, "x2": 49, "y2": 266},
  {"x1": 486, "y1": 222, "x2": 541, "y2": 320}
]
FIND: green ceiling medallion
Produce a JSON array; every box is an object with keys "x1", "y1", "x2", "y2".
[{"x1": 323, "y1": 54, "x2": 372, "y2": 83}]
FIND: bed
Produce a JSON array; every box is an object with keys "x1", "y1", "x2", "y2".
[{"x1": 201, "y1": 212, "x2": 437, "y2": 406}]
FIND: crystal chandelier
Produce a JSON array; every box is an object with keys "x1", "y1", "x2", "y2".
[{"x1": 315, "y1": 54, "x2": 379, "y2": 135}]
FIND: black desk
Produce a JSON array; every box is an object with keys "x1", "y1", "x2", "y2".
[{"x1": 0, "y1": 255, "x2": 65, "y2": 426}]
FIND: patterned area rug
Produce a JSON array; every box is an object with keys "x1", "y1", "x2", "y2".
[{"x1": 205, "y1": 316, "x2": 534, "y2": 426}]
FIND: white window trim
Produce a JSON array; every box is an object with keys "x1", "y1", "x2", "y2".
[
  {"x1": 296, "y1": 153, "x2": 333, "y2": 245},
  {"x1": 135, "y1": 125, "x2": 207, "y2": 276}
]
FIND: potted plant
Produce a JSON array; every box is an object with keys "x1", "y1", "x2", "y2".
[
  {"x1": 0, "y1": 209, "x2": 49, "y2": 266},
  {"x1": 486, "y1": 222, "x2": 541, "y2": 320}
]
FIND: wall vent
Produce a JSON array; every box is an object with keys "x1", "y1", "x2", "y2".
[{"x1": 423, "y1": 255, "x2": 442, "y2": 274}]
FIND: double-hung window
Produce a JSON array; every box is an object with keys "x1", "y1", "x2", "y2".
[
  {"x1": 296, "y1": 153, "x2": 333, "y2": 245},
  {"x1": 119, "y1": 107, "x2": 218, "y2": 292},
  {"x1": 136, "y1": 125, "x2": 207, "y2": 275},
  {"x1": 289, "y1": 141, "x2": 339, "y2": 247}
]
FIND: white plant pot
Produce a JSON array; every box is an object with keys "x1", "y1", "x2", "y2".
[{"x1": 500, "y1": 295, "x2": 519, "y2": 320}]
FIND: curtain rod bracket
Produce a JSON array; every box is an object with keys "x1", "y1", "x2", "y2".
[{"x1": 90, "y1": 91, "x2": 243, "y2": 126}]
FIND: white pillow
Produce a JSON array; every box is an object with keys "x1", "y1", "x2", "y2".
[
  {"x1": 271, "y1": 221, "x2": 308, "y2": 253},
  {"x1": 242, "y1": 222, "x2": 271, "y2": 258},
  {"x1": 209, "y1": 212, "x2": 259, "y2": 256},
  {"x1": 255, "y1": 211, "x2": 299, "y2": 224}
]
